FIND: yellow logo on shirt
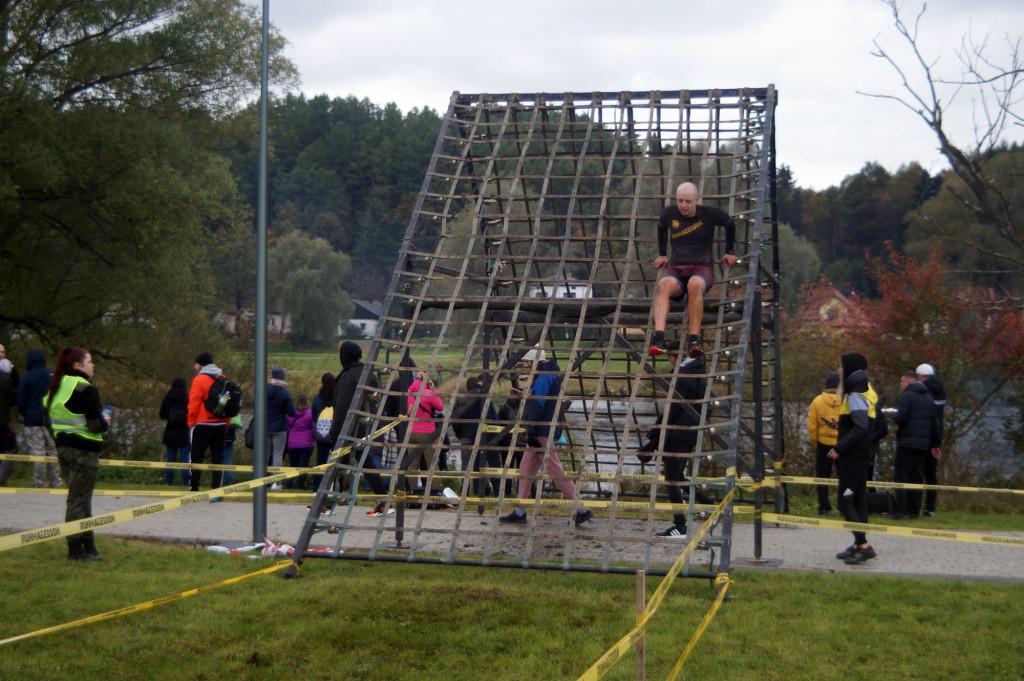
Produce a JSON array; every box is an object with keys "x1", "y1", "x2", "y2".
[{"x1": 671, "y1": 219, "x2": 704, "y2": 238}]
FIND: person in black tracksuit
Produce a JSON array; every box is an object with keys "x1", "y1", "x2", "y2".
[
  {"x1": 828, "y1": 353, "x2": 880, "y2": 565},
  {"x1": 916, "y1": 363, "x2": 946, "y2": 516},
  {"x1": 639, "y1": 342, "x2": 712, "y2": 539},
  {"x1": 890, "y1": 372, "x2": 941, "y2": 519},
  {"x1": 329, "y1": 341, "x2": 391, "y2": 517}
]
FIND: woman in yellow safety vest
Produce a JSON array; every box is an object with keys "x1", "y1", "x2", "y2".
[{"x1": 45, "y1": 347, "x2": 109, "y2": 561}]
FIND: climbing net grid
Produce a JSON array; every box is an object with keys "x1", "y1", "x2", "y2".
[{"x1": 291, "y1": 87, "x2": 781, "y2": 577}]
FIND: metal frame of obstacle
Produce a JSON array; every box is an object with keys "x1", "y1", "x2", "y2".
[{"x1": 287, "y1": 87, "x2": 780, "y2": 578}]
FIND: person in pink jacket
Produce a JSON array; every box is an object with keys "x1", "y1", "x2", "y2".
[
  {"x1": 404, "y1": 374, "x2": 445, "y2": 492},
  {"x1": 286, "y1": 393, "x2": 315, "y2": 490}
]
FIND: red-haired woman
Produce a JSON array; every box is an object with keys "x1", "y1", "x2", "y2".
[{"x1": 45, "y1": 347, "x2": 109, "y2": 561}]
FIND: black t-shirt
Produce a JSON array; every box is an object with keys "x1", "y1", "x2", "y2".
[{"x1": 657, "y1": 204, "x2": 736, "y2": 267}]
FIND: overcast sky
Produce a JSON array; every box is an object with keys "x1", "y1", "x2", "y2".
[{"x1": 250, "y1": 0, "x2": 1023, "y2": 190}]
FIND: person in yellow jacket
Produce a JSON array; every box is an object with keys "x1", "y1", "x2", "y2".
[
  {"x1": 806, "y1": 371, "x2": 840, "y2": 515},
  {"x1": 45, "y1": 347, "x2": 109, "y2": 561}
]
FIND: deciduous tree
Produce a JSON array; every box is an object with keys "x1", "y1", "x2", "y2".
[
  {"x1": 862, "y1": 0, "x2": 1024, "y2": 296},
  {"x1": 267, "y1": 232, "x2": 352, "y2": 346},
  {"x1": 0, "y1": 0, "x2": 296, "y2": 388}
]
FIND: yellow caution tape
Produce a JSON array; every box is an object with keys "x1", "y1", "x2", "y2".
[
  {"x1": 0, "y1": 422, "x2": 400, "y2": 554},
  {"x1": 663, "y1": 573, "x2": 732, "y2": 680},
  {"x1": 576, "y1": 490, "x2": 736, "y2": 681},
  {"x1": 481, "y1": 425, "x2": 525, "y2": 434},
  {"x1": 575, "y1": 614, "x2": 650, "y2": 681},
  {"x1": 306, "y1": 490, "x2": 751, "y2": 516},
  {"x1": 0, "y1": 453, "x2": 340, "y2": 474},
  {"x1": 0, "y1": 560, "x2": 292, "y2": 648},
  {"x1": 645, "y1": 488, "x2": 735, "y2": 618},
  {"x1": 767, "y1": 474, "x2": 1023, "y2": 496},
  {"x1": 764, "y1": 513, "x2": 1024, "y2": 547},
  {"x1": 6, "y1": 455, "x2": 1019, "y2": 499},
  {"x1": 478, "y1": 466, "x2": 733, "y2": 487}
]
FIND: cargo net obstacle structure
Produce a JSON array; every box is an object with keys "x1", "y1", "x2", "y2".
[{"x1": 290, "y1": 88, "x2": 781, "y2": 577}]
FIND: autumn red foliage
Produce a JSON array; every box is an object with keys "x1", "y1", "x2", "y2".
[{"x1": 783, "y1": 242, "x2": 1024, "y2": 488}]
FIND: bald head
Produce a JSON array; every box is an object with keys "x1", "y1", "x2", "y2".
[{"x1": 675, "y1": 182, "x2": 700, "y2": 217}]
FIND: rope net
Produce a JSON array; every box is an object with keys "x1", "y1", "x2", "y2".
[{"x1": 291, "y1": 88, "x2": 781, "y2": 575}]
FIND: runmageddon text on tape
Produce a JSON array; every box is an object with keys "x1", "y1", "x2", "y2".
[
  {"x1": 764, "y1": 513, "x2": 1024, "y2": 547},
  {"x1": 0, "y1": 422, "x2": 399, "y2": 553}
]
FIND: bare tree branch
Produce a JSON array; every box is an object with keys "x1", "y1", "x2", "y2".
[{"x1": 858, "y1": 0, "x2": 1022, "y2": 277}]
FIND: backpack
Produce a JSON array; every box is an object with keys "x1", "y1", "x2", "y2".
[
  {"x1": 166, "y1": 400, "x2": 187, "y2": 428},
  {"x1": 204, "y1": 375, "x2": 242, "y2": 418},
  {"x1": 315, "y1": 406, "x2": 334, "y2": 445}
]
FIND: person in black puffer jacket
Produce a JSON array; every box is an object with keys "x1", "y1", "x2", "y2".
[
  {"x1": 638, "y1": 342, "x2": 713, "y2": 540},
  {"x1": 916, "y1": 363, "x2": 946, "y2": 516},
  {"x1": 889, "y1": 371, "x2": 941, "y2": 519},
  {"x1": 159, "y1": 377, "x2": 192, "y2": 487},
  {"x1": 828, "y1": 353, "x2": 881, "y2": 565}
]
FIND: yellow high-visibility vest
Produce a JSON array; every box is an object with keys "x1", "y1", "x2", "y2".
[{"x1": 46, "y1": 375, "x2": 103, "y2": 444}]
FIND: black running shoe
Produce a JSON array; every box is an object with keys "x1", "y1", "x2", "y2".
[
  {"x1": 836, "y1": 545, "x2": 857, "y2": 560},
  {"x1": 844, "y1": 545, "x2": 877, "y2": 565},
  {"x1": 499, "y1": 511, "x2": 527, "y2": 524},
  {"x1": 655, "y1": 524, "x2": 687, "y2": 539},
  {"x1": 574, "y1": 509, "x2": 594, "y2": 526}
]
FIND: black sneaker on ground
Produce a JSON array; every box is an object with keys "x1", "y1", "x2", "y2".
[
  {"x1": 844, "y1": 545, "x2": 877, "y2": 564},
  {"x1": 836, "y1": 545, "x2": 857, "y2": 560},
  {"x1": 686, "y1": 335, "x2": 704, "y2": 358},
  {"x1": 655, "y1": 524, "x2": 687, "y2": 539},
  {"x1": 499, "y1": 511, "x2": 527, "y2": 524},
  {"x1": 574, "y1": 509, "x2": 594, "y2": 526},
  {"x1": 648, "y1": 332, "x2": 667, "y2": 357}
]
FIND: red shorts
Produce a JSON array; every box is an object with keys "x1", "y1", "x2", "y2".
[{"x1": 665, "y1": 265, "x2": 714, "y2": 302}]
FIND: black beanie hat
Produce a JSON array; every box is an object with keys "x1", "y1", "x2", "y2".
[
  {"x1": 841, "y1": 353, "x2": 868, "y2": 377},
  {"x1": 339, "y1": 341, "x2": 362, "y2": 368},
  {"x1": 195, "y1": 352, "x2": 213, "y2": 367},
  {"x1": 825, "y1": 371, "x2": 840, "y2": 389}
]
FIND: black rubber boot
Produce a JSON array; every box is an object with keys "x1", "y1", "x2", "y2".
[
  {"x1": 66, "y1": 536, "x2": 85, "y2": 560},
  {"x1": 80, "y1": 531, "x2": 103, "y2": 561}
]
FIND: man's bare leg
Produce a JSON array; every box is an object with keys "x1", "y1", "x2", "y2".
[
  {"x1": 685, "y1": 277, "x2": 707, "y2": 357},
  {"x1": 649, "y1": 278, "x2": 683, "y2": 356}
]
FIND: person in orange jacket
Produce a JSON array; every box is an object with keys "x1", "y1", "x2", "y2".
[{"x1": 187, "y1": 352, "x2": 231, "y2": 493}]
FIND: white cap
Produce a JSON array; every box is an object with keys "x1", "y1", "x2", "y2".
[
  {"x1": 915, "y1": 363, "x2": 935, "y2": 376},
  {"x1": 0, "y1": 359, "x2": 11, "y2": 375},
  {"x1": 522, "y1": 346, "x2": 546, "y2": 363}
]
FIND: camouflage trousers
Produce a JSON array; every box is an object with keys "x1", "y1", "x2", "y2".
[
  {"x1": 25, "y1": 426, "x2": 61, "y2": 487},
  {"x1": 57, "y1": 445, "x2": 99, "y2": 529}
]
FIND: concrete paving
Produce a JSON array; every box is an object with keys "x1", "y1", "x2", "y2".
[{"x1": 2, "y1": 491, "x2": 1022, "y2": 582}]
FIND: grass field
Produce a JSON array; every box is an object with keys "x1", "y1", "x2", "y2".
[
  {"x1": 2, "y1": 451, "x2": 1022, "y2": 679},
  {"x1": 2, "y1": 532, "x2": 1022, "y2": 680},
  {"x1": 3, "y1": 348, "x2": 1020, "y2": 678}
]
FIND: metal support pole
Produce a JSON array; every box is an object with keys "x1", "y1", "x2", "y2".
[{"x1": 252, "y1": 0, "x2": 270, "y2": 542}]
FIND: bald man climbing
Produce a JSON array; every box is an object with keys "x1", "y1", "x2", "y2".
[{"x1": 649, "y1": 182, "x2": 737, "y2": 358}]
